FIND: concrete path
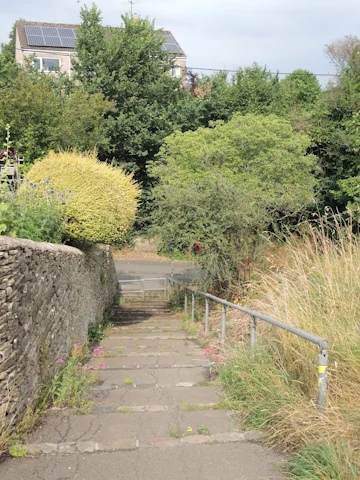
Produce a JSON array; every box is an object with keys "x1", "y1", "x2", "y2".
[{"x1": 1, "y1": 298, "x2": 283, "y2": 480}]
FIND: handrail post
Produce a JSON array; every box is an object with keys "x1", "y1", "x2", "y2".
[
  {"x1": 177, "y1": 284, "x2": 180, "y2": 305},
  {"x1": 221, "y1": 305, "x2": 226, "y2": 344},
  {"x1": 191, "y1": 292, "x2": 195, "y2": 323},
  {"x1": 204, "y1": 297, "x2": 209, "y2": 337},
  {"x1": 318, "y1": 348, "x2": 328, "y2": 414},
  {"x1": 184, "y1": 290, "x2": 188, "y2": 318},
  {"x1": 250, "y1": 316, "x2": 256, "y2": 355}
]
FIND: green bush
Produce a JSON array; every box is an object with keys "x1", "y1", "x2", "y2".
[
  {"x1": 0, "y1": 181, "x2": 67, "y2": 243},
  {"x1": 25, "y1": 151, "x2": 140, "y2": 244}
]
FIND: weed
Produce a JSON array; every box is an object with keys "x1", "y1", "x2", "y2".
[
  {"x1": 179, "y1": 402, "x2": 224, "y2": 411},
  {"x1": 100, "y1": 271, "x2": 105, "y2": 284},
  {"x1": 9, "y1": 445, "x2": 29, "y2": 457},
  {"x1": 196, "y1": 381, "x2": 214, "y2": 387},
  {"x1": 124, "y1": 378, "x2": 133, "y2": 385},
  {"x1": 167, "y1": 424, "x2": 184, "y2": 438},
  {"x1": 116, "y1": 408, "x2": 135, "y2": 414},
  {"x1": 117, "y1": 349, "x2": 124, "y2": 355},
  {"x1": 39, "y1": 344, "x2": 96, "y2": 413},
  {"x1": 114, "y1": 295, "x2": 125, "y2": 306},
  {"x1": 197, "y1": 424, "x2": 211, "y2": 435},
  {"x1": 286, "y1": 440, "x2": 360, "y2": 480},
  {"x1": 182, "y1": 318, "x2": 197, "y2": 336},
  {"x1": 159, "y1": 343, "x2": 169, "y2": 347},
  {"x1": 88, "y1": 322, "x2": 106, "y2": 343},
  {"x1": 207, "y1": 439, "x2": 218, "y2": 445}
]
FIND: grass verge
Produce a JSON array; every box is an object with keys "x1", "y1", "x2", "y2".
[{"x1": 214, "y1": 216, "x2": 360, "y2": 477}]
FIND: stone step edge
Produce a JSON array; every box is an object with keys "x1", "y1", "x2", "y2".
[
  {"x1": 90, "y1": 364, "x2": 211, "y2": 370},
  {"x1": 102, "y1": 352, "x2": 205, "y2": 358},
  {"x1": 105, "y1": 335, "x2": 196, "y2": 340},
  {"x1": 91, "y1": 381, "x2": 214, "y2": 390},
  {"x1": 92, "y1": 403, "x2": 218, "y2": 413},
  {"x1": 17, "y1": 431, "x2": 263, "y2": 456}
]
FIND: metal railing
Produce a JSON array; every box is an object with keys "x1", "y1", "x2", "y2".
[
  {"x1": 167, "y1": 277, "x2": 330, "y2": 414},
  {"x1": 118, "y1": 277, "x2": 168, "y2": 300}
]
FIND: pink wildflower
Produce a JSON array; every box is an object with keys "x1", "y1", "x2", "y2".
[
  {"x1": 99, "y1": 362, "x2": 105, "y2": 368},
  {"x1": 78, "y1": 362, "x2": 83, "y2": 367},
  {"x1": 74, "y1": 344, "x2": 82, "y2": 350},
  {"x1": 56, "y1": 358, "x2": 64, "y2": 364},
  {"x1": 93, "y1": 348, "x2": 102, "y2": 355},
  {"x1": 204, "y1": 349, "x2": 212, "y2": 355},
  {"x1": 214, "y1": 355, "x2": 221, "y2": 362},
  {"x1": 68, "y1": 387, "x2": 72, "y2": 392}
]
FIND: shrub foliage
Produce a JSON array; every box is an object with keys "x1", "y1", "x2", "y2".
[{"x1": 25, "y1": 151, "x2": 140, "y2": 245}]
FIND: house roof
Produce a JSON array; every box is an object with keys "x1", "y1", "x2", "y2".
[{"x1": 16, "y1": 20, "x2": 186, "y2": 57}]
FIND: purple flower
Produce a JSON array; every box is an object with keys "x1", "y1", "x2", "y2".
[{"x1": 99, "y1": 362, "x2": 105, "y2": 368}]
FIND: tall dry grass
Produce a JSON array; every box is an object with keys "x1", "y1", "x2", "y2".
[{"x1": 255, "y1": 217, "x2": 360, "y2": 448}]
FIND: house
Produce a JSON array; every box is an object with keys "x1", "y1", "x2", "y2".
[{"x1": 15, "y1": 20, "x2": 187, "y2": 78}]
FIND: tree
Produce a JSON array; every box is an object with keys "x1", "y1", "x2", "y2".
[
  {"x1": 149, "y1": 114, "x2": 317, "y2": 291},
  {"x1": 0, "y1": 23, "x2": 20, "y2": 87},
  {"x1": 324, "y1": 35, "x2": 360, "y2": 76},
  {"x1": 73, "y1": 5, "x2": 183, "y2": 184},
  {"x1": 280, "y1": 69, "x2": 321, "y2": 111},
  {"x1": 230, "y1": 64, "x2": 282, "y2": 115},
  {"x1": 0, "y1": 71, "x2": 113, "y2": 163}
]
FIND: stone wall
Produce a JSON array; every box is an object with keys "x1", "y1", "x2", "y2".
[{"x1": 0, "y1": 237, "x2": 117, "y2": 431}]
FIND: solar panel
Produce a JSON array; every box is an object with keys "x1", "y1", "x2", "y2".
[
  {"x1": 25, "y1": 25, "x2": 43, "y2": 36},
  {"x1": 61, "y1": 37, "x2": 76, "y2": 48},
  {"x1": 58, "y1": 28, "x2": 76, "y2": 38},
  {"x1": 44, "y1": 36, "x2": 63, "y2": 48},
  {"x1": 26, "y1": 35, "x2": 45, "y2": 46},
  {"x1": 25, "y1": 25, "x2": 77, "y2": 48},
  {"x1": 42, "y1": 27, "x2": 59, "y2": 36}
]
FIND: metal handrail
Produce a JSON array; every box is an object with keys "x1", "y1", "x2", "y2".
[{"x1": 167, "y1": 277, "x2": 330, "y2": 414}]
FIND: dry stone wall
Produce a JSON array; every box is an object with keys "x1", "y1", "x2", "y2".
[{"x1": 0, "y1": 237, "x2": 117, "y2": 430}]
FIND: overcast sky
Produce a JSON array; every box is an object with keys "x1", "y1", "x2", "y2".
[{"x1": 1, "y1": 0, "x2": 359, "y2": 84}]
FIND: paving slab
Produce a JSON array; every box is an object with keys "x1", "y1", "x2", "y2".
[
  {"x1": 29, "y1": 410, "x2": 240, "y2": 445},
  {"x1": 89, "y1": 385, "x2": 222, "y2": 408},
  {"x1": 96, "y1": 366, "x2": 209, "y2": 386},
  {"x1": 0, "y1": 442, "x2": 284, "y2": 480}
]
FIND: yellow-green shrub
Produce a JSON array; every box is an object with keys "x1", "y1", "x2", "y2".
[{"x1": 25, "y1": 151, "x2": 140, "y2": 244}]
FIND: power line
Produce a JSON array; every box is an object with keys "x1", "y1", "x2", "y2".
[{"x1": 186, "y1": 66, "x2": 336, "y2": 77}]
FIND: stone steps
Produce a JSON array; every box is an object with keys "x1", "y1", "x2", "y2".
[{"x1": 2, "y1": 292, "x2": 282, "y2": 480}]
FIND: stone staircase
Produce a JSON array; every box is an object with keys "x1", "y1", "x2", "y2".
[{"x1": 1, "y1": 297, "x2": 282, "y2": 480}]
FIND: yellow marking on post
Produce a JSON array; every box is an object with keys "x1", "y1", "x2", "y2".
[{"x1": 318, "y1": 366, "x2": 327, "y2": 373}]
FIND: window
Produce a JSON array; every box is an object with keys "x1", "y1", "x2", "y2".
[
  {"x1": 172, "y1": 64, "x2": 181, "y2": 78},
  {"x1": 33, "y1": 57, "x2": 60, "y2": 72}
]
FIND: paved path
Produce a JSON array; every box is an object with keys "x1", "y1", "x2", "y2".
[{"x1": 1, "y1": 298, "x2": 283, "y2": 480}]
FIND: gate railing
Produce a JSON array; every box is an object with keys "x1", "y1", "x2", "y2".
[
  {"x1": 118, "y1": 277, "x2": 168, "y2": 300},
  {"x1": 167, "y1": 277, "x2": 330, "y2": 414}
]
